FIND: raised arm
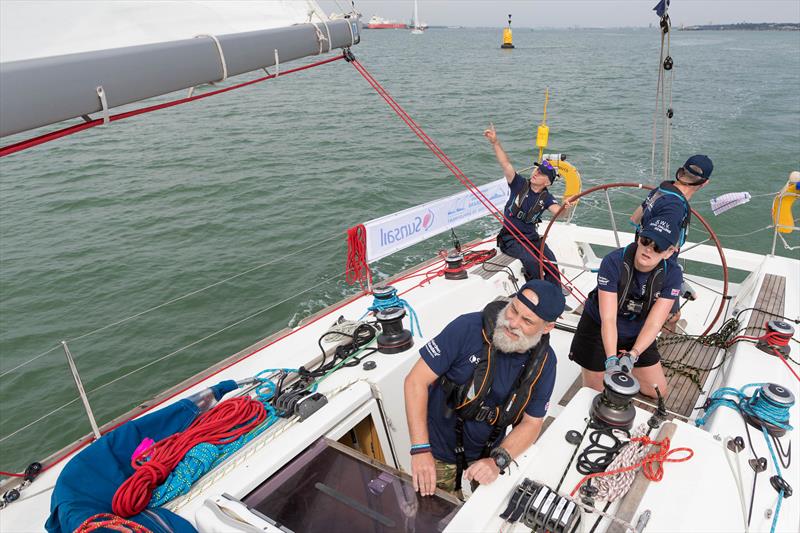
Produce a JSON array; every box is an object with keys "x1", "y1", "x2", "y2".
[
  {"x1": 484, "y1": 123, "x2": 516, "y2": 183},
  {"x1": 404, "y1": 358, "x2": 440, "y2": 496}
]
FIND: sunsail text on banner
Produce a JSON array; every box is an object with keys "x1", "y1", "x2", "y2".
[{"x1": 364, "y1": 178, "x2": 508, "y2": 262}]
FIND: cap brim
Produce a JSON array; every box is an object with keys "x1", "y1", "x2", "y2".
[{"x1": 640, "y1": 229, "x2": 673, "y2": 250}]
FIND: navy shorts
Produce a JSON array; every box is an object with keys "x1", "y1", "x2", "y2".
[{"x1": 568, "y1": 312, "x2": 661, "y2": 372}]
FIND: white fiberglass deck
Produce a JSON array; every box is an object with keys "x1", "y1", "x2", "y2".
[{"x1": 1, "y1": 224, "x2": 798, "y2": 533}]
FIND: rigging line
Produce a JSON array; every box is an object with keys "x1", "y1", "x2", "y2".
[
  {"x1": 0, "y1": 54, "x2": 347, "y2": 158},
  {"x1": 83, "y1": 268, "x2": 356, "y2": 398},
  {"x1": 0, "y1": 266, "x2": 356, "y2": 444},
  {"x1": 651, "y1": 29, "x2": 666, "y2": 180},
  {"x1": 0, "y1": 344, "x2": 61, "y2": 380},
  {"x1": 349, "y1": 60, "x2": 588, "y2": 303},
  {"x1": 0, "y1": 396, "x2": 81, "y2": 444},
  {"x1": 66, "y1": 231, "x2": 344, "y2": 344}
]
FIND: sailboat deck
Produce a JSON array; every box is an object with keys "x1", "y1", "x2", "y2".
[{"x1": 657, "y1": 273, "x2": 786, "y2": 417}]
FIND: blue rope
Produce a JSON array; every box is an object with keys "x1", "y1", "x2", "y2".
[
  {"x1": 695, "y1": 383, "x2": 793, "y2": 533},
  {"x1": 762, "y1": 425, "x2": 784, "y2": 533},
  {"x1": 149, "y1": 368, "x2": 295, "y2": 507},
  {"x1": 360, "y1": 287, "x2": 423, "y2": 337},
  {"x1": 694, "y1": 383, "x2": 793, "y2": 431}
]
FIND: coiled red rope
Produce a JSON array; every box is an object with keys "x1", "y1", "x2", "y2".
[
  {"x1": 0, "y1": 54, "x2": 346, "y2": 158},
  {"x1": 348, "y1": 59, "x2": 587, "y2": 304},
  {"x1": 112, "y1": 396, "x2": 265, "y2": 517},
  {"x1": 727, "y1": 321, "x2": 800, "y2": 382},
  {"x1": 76, "y1": 513, "x2": 153, "y2": 533},
  {"x1": 570, "y1": 435, "x2": 693, "y2": 497},
  {"x1": 345, "y1": 224, "x2": 372, "y2": 291}
]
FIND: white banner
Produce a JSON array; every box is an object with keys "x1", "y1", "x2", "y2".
[{"x1": 364, "y1": 178, "x2": 509, "y2": 263}]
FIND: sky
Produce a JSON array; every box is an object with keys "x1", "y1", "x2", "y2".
[{"x1": 319, "y1": 1, "x2": 800, "y2": 28}]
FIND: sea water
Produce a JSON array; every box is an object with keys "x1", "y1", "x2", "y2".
[{"x1": 1, "y1": 28, "x2": 798, "y2": 470}]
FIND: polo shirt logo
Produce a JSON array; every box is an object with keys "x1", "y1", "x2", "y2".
[
  {"x1": 425, "y1": 339, "x2": 441, "y2": 358},
  {"x1": 468, "y1": 354, "x2": 480, "y2": 365}
]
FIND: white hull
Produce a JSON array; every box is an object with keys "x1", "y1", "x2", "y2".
[{"x1": 2, "y1": 222, "x2": 798, "y2": 532}]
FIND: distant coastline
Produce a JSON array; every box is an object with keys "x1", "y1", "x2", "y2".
[{"x1": 680, "y1": 22, "x2": 799, "y2": 31}]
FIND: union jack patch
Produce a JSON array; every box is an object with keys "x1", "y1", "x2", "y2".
[{"x1": 671, "y1": 288, "x2": 681, "y2": 296}]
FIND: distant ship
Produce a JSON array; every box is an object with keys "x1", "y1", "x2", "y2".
[{"x1": 364, "y1": 15, "x2": 407, "y2": 29}]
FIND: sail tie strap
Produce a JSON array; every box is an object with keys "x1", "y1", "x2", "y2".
[{"x1": 195, "y1": 34, "x2": 229, "y2": 82}]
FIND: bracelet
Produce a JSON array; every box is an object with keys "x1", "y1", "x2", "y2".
[{"x1": 410, "y1": 444, "x2": 432, "y2": 456}]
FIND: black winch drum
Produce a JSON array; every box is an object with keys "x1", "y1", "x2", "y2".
[
  {"x1": 376, "y1": 307, "x2": 414, "y2": 354},
  {"x1": 372, "y1": 284, "x2": 396, "y2": 301},
  {"x1": 590, "y1": 372, "x2": 641, "y2": 430},
  {"x1": 444, "y1": 252, "x2": 468, "y2": 280}
]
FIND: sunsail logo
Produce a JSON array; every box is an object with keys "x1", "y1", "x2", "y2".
[{"x1": 380, "y1": 210, "x2": 435, "y2": 245}]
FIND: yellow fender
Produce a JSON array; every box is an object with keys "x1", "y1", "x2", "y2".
[
  {"x1": 772, "y1": 171, "x2": 800, "y2": 234},
  {"x1": 545, "y1": 158, "x2": 582, "y2": 205}
]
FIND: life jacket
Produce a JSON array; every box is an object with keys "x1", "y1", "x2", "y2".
[
  {"x1": 645, "y1": 181, "x2": 691, "y2": 247},
  {"x1": 439, "y1": 299, "x2": 550, "y2": 490},
  {"x1": 589, "y1": 244, "x2": 667, "y2": 321},
  {"x1": 508, "y1": 181, "x2": 550, "y2": 225}
]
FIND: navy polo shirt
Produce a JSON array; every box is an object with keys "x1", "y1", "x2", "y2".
[
  {"x1": 640, "y1": 182, "x2": 689, "y2": 245},
  {"x1": 584, "y1": 248, "x2": 683, "y2": 339},
  {"x1": 503, "y1": 173, "x2": 557, "y2": 241},
  {"x1": 419, "y1": 311, "x2": 557, "y2": 463}
]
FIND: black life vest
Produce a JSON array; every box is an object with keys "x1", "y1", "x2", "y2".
[
  {"x1": 508, "y1": 181, "x2": 550, "y2": 225},
  {"x1": 441, "y1": 300, "x2": 550, "y2": 429},
  {"x1": 589, "y1": 244, "x2": 667, "y2": 321},
  {"x1": 645, "y1": 181, "x2": 691, "y2": 247},
  {"x1": 440, "y1": 299, "x2": 550, "y2": 491}
]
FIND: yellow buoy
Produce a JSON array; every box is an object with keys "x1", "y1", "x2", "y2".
[
  {"x1": 501, "y1": 14, "x2": 514, "y2": 49},
  {"x1": 772, "y1": 171, "x2": 799, "y2": 234}
]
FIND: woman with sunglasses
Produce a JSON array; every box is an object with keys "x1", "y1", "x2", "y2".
[
  {"x1": 484, "y1": 123, "x2": 567, "y2": 284},
  {"x1": 568, "y1": 218, "x2": 682, "y2": 398}
]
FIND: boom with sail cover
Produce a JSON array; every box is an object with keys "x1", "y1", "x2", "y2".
[{"x1": 0, "y1": 1, "x2": 360, "y2": 138}]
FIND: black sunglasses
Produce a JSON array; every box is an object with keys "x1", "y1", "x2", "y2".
[{"x1": 639, "y1": 235, "x2": 666, "y2": 254}]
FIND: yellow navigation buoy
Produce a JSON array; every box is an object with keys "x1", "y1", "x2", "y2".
[
  {"x1": 772, "y1": 171, "x2": 799, "y2": 233},
  {"x1": 502, "y1": 14, "x2": 514, "y2": 49}
]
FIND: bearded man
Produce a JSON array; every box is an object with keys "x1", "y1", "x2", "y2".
[{"x1": 404, "y1": 280, "x2": 565, "y2": 500}]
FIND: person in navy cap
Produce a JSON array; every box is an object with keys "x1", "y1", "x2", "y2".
[
  {"x1": 630, "y1": 155, "x2": 713, "y2": 320},
  {"x1": 484, "y1": 124, "x2": 570, "y2": 284},
  {"x1": 569, "y1": 218, "x2": 683, "y2": 398},
  {"x1": 404, "y1": 280, "x2": 566, "y2": 499}
]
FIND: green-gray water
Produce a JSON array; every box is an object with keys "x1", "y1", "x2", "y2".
[{"x1": 1, "y1": 28, "x2": 799, "y2": 471}]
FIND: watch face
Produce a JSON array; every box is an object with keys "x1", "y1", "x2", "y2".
[{"x1": 492, "y1": 449, "x2": 510, "y2": 468}]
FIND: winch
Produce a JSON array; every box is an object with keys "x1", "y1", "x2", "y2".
[
  {"x1": 756, "y1": 320, "x2": 795, "y2": 357},
  {"x1": 590, "y1": 371, "x2": 640, "y2": 430},
  {"x1": 376, "y1": 307, "x2": 414, "y2": 354},
  {"x1": 444, "y1": 252, "x2": 468, "y2": 280},
  {"x1": 742, "y1": 382, "x2": 796, "y2": 437},
  {"x1": 371, "y1": 284, "x2": 397, "y2": 304}
]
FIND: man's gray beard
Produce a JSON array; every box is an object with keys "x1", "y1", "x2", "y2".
[{"x1": 492, "y1": 307, "x2": 543, "y2": 353}]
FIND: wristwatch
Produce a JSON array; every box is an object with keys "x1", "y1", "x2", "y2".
[{"x1": 489, "y1": 447, "x2": 513, "y2": 474}]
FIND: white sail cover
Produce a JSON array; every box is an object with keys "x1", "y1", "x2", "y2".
[{"x1": 0, "y1": 0, "x2": 328, "y2": 63}]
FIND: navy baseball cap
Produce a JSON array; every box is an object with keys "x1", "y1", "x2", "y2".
[
  {"x1": 534, "y1": 159, "x2": 558, "y2": 183},
  {"x1": 516, "y1": 279, "x2": 565, "y2": 322},
  {"x1": 640, "y1": 217, "x2": 679, "y2": 252},
  {"x1": 679, "y1": 154, "x2": 713, "y2": 182}
]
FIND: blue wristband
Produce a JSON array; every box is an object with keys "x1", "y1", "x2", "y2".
[{"x1": 605, "y1": 356, "x2": 620, "y2": 370}]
